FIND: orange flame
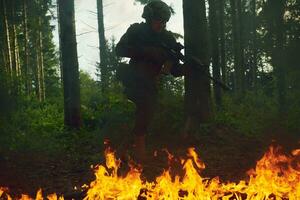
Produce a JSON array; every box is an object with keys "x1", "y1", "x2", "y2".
[{"x1": 0, "y1": 145, "x2": 299, "y2": 199}]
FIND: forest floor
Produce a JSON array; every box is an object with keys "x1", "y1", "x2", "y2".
[{"x1": 0, "y1": 122, "x2": 299, "y2": 199}]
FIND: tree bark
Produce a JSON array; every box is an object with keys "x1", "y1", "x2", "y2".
[
  {"x1": 96, "y1": 0, "x2": 108, "y2": 93},
  {"x1": 23, "y1": 0, "x2": 31, "y2": 95},
  {"x1": 2, "y1": 0, "x2": 13, "y2": 80},
  {"x1": 250, "y1": 0, "x2": 258, "y2": 90},
  {"x1": 209, "y1": 0, "x2": 222, "y2": 109},
  {"x1": 10, "y1": 0, "x2": 20, "y2": 95},
  {"x1": 237, "y1": 0, "x2": 245, "y2": 92},
  {"x1": 1, "y1": 49, "x2": 6, "y2": 72},
  {"x1": 271, "y1": 0, "x2": 286, "y2": 114},
  {"x1": 218, "y1": 0, "x2": 227, "y2": 84},
  {"x1": 230, "y1": 0, "x2": 245, "y2": 95},
  {"x1": 57, "y1": 0, "x2": 81, "y2": 129},
  {"x1": 183, "y1": 0, "x2": 212, "y2": 133},
  {"x1": 35, "y1": 36, "x2": 42, "y2": 100},
  {"x1": 0, "y1": 2, "x2": 6, "y2": 74},
  {"x1": 38, "y1": 15, "x2": 45, "y2": 101}
]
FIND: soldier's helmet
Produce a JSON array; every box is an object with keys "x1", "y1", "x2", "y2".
[{"x1": 142, "y1": 0, "x2": 171, "y2": 22}]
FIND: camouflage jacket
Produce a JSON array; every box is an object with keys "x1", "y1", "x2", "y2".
[{"x1": 116, "y1": 22, "x2": 183, "y2": 79}]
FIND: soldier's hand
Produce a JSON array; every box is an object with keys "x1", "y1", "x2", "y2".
[
  {"x1": 142, "y1": 46, "x2": 168, "y2": 62},
  {"x1": 182, "y1": 64, "x2": 192, "y2": 76},
  {"x1": 161, "y1": 60, "x2": 174, "y2": 74}
]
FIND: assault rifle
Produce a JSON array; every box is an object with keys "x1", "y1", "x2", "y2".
[{"x1": 160, "y1": 41, "x2": 232, "y2": 91}]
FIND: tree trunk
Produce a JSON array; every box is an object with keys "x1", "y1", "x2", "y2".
[
  {"x1": 56, "y1": 0, "x2": 63, "y2": 83},
  {"x1": 35, "y1": 36, "x2": 42, "y2": 100},
  {"x1": 33, "y1": 1, "x2": 45, "y2": 101},
  {"x1": 250, "y1": 0, "x2": 258, "y2": 90},
  {"x1": 1, "y1": 49, "x2": 6, "y2": 73},
  {"x1": 10, "y1": 0, "x2": 20, "y2": 95},
  {"x1": 230, "y1": 0, "x2": 245, "y2": 95},
  {"x1": 271, "y1": 0, "x2": 286, "y2": 114},
  {"x1": 183, "y1": 0, "x2": 212, "y2": 133},
  {"x1": 218, "y1": 0, "x2": 226, "y2": 84},
  {"x1": 0, "y1": 2, "x2": 6, "y2": 74},
  {"x1": 97, "y1": 0, "x2": 108, "y2": 93},
  {"x1": 57, "y1": 0, "x2": 81, "y2": 129},
  {"x1": 209, "y1": 0, "x2": 222, "y2": 109},
  {"x1": 2, "y1": 0, "x2": 13, "y2": 81},
  {"x1": 13, "y1": 23, "x2": 21, "y2": 79},
  {"x1": 237, "y1": 0, "x2": 245, "y2": 92},
  {"x1": 38, "y1": 16, "x2": 45, "y2": 101},
  {"x1": 23, "y1": 0, "x2": 31, "y2": 95}
]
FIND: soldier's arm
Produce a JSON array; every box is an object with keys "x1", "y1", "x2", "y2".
[
  {"x1": 116, "y1": 24, "x2": 168, "y2": 62},
  {"x1": 115, "y1": 24, "x2": 143, "y2": 58},
  {"x1": 170, "y1": 63, "x2": 185, "y2": 77},
  {"x1": 162, "y1": 32, "x2": 185, "y2": 77},
  {"x1": 161, "y1": 60, "x2": 186, "y2": 77}
]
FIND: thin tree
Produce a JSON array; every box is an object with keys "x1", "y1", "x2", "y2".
[
  {"x1": 250, "y1": 0, "x2": 258, "y2": 90},
  {"x1": 22, "y1": 0, "x2": 31, "y2": 95},
  {"x1": 218, "y1": 0, "x2": 227, "y2": 84},
  {"x1": 237, "y1": 0, "x2": 245, "y2": 90},
  {"x1": 209, "y1": 0, "x2": 222, "y2": 109},
  {"x1": 230, "y1": 0, "x2": 245, "y2": 95},
  {"x1": 10, "y1": 0, "x2": 21, "y2": 95},
  {"x1": 2, "y1": 0, "x2": 13, "y2": 81},
  {"x1": 57, "y1": 0, "x2": 81, "y2": 129},
  {"x1": 37, "y1": 11, "x2": 45, "y2": 101},
  {"x1": 96, "y1": 0, "x2": 108, "y2": 93},
  {"x1": 270, "y1": 0, "x2": 287, "y2": 114}
]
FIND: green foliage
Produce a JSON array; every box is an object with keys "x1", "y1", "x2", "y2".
[
  {"x1": 0, "y1": 70, "x2": 12, "y2": 117},
  {"x1": 80, "y1": 70, "x2": 134, "y2": 132},
  {"x1": 96, "y1": 38, "x2": 123, "y2": 93},
  {"x1": 0, "y1": 100, "x2": 104, "y2": 164},
  {"x1": 151, "y1": 79, "x2": 184, "y2": 134},
  {"x1": 0, "y1": 99, "x2": 64, "y2": 153},
  {"x1": 284, "y1": 89, "x2": 300, "y2": 133},
  {"x1": 214, "y1": 91, "x2": 277, "y2": 136}
]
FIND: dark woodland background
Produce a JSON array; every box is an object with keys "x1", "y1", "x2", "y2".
[{"x1": 0, "y1": 0, "x2": 299, "y2": 196}]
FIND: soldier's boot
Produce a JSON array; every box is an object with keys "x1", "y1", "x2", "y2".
[
  {"x1": 133, "y1": 135, "x2": 147, "y2": 163},
  {"x1": 181, "y1": 117, "x2": 192, "y2": 139},
  {"x1": 118, "y1": 139, "x2": 132, "y2": 163}
]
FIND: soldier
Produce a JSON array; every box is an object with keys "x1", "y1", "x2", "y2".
[{"x1": 115, "y1": 0, "x2": 184, "y2": 161}]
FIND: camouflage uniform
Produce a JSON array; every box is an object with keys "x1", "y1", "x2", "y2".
[{"x1": 116, "y1": 21, "x2": 183, "y2": 136}]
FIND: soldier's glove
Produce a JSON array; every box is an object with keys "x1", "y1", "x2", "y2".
[
  {"x1": 169, "y1": 63, "x2": 190, "y2": 77},
  {"x1": 161, "y1": 60, "x2": 174, "y2": 74},
  {"x1": 142, "y1": 46, "x2": 168, "y2": 63},
  {"x1": 182, "y1": 64, "x2": 192, "y2": 76}
]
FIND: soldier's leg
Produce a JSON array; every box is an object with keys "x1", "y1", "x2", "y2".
[
  {"x1": 133, "y1": 102, "x2": 153, "y2": 135},
  {"x1": 132, "y1": 98, "x2": 155, "y2": 161}
]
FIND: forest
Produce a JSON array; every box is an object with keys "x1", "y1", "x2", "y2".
[{"x1": 0, "y1": 0, "x2": 299, "y2": 199}]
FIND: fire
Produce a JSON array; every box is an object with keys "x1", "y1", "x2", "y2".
[
  {"x1": 0, "y1": 188, "x2": 64, "y2": 200},
  {"x1": 0, "y1": 145, "x2": 299, "y2": 199},
  {"x1": 84, "y1": 148, "x2": 143, "y2": 199},
  {"x1": 245, "y1": 146, "x2": 300, "y2": 199}
]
